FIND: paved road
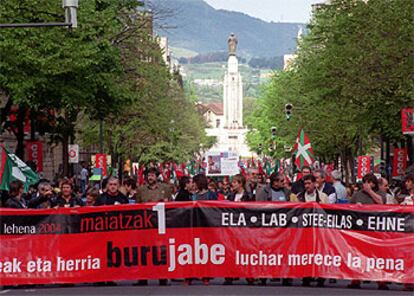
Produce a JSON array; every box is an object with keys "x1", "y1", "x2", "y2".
[{"x1": 1, "y1": 279, "x2": 411, "y2": 296}]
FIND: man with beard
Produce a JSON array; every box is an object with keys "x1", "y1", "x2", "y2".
[
  {"x1": 135, "y1": 167, "x2": 170, "y2": 286},
  {"x1": 136, "y1": 168, "x2": 172, "y2": 203}
]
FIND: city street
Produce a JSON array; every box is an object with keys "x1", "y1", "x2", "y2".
[
  {"x1": 1, "y1": 0, "x2": 413, "y2": 294},
  {"x1": 1, "y1": 279, "x2": 412, "y2": 296}
]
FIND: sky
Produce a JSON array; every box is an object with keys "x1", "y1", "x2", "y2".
[{"x1": 204, "y1": 0, "x2": 323, "y2": 23}]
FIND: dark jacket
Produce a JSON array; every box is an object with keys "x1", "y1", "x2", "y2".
[
  {"x1": 256, "y1": 185, "x2": 292, "y2": 202},
  {"x1": 227, "y1": 190, "x2": 253, "y2": 202},
  {"x1": 321, "y1": 182, "x2": 336, "y2": 197},
  {"x1": 27, "y1": 193, "x2": 55, "y2": 209},
  {"x1": 94, "y1": 191, "x2": 129, "y2": 206},
  {"x1": 192, "y1": 190, "x2": 217, "y2": 201},
  {"x1": 51, "y1": 195, "x2": 85, "y2": 207},
  {"x1": 4, "y1": 196, "x2": 27, "y2": 209},
  {"x1": 245, "y1": 182, "x2": 265, "y2": 200},
  {"x1": 291, "y1": 179, "x2": 305, "y2": 195},
  {"x1": 175, "y1": 189, "x2": 192, "y2": 201}
]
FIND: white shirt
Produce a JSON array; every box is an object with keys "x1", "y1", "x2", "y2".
[
  {"x1": 401, "y1": 194, "x2": 414, "y2": 206},
  {"x1": 81, "y1": 168, "x2": 88, "y2": 181},
  {"x1": 304, "y1": 191, "x2": 317, "y2": 202},
  {"x1": 234, "y1": 192, "x2": 243, "y2": 202}
]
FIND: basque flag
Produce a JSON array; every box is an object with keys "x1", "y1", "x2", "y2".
[{"x1": 292, "y1": 128, "x2": 315, "y2": 169}]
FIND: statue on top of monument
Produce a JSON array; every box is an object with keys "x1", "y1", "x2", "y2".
[{"x1": 228, "y1": 33, "x2": 238, "y2": 56}]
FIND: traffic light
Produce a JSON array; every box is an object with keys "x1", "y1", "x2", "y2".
[
  {"x1": 271, "y1": 127, "x2": 277, "y2": 140},
  {"x1": 285, "y1": 103, "x2": 293, "y2": 120}
]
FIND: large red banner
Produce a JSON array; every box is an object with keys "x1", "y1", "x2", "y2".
[
  {"x1": 25, "y1": 141, "x2": 43, "y2": 173},
  {"x1": 1, "y1": 202, "x2": 413, "y2": 285},
  {"x1": 392, "y1": 148, "x2": 407, "y2": 177}
]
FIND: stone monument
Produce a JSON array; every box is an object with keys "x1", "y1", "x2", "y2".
[{"x1": 204, "y1": 33, "x2": 252, "y2": 157}]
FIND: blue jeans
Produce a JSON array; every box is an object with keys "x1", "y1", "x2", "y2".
[{"x1": 80, "y1": 179, "x2": 87, "y2": 198}]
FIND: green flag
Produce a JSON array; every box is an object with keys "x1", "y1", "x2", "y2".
[
  {"x1": 0, "y1": 145, "x2": 40, "y2": 192},
  {"x1": 264, "y1": 159, "x2": 272, "y2": 176}
]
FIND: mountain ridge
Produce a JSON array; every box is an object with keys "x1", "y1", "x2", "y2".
[{"x1": 151, "y1": 0, "x2": 306, "y2": 57}]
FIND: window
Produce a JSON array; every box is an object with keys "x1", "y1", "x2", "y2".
[
  {"x1": 216, "y1": 119, "x2": 220, "y2": 128},
  {"x1": 229, "y1": 136, "x2": 238, "y2": 139}
]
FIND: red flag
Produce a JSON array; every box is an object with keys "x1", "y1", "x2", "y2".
[
  {"x1": 292, "y1": 128, "x2": 315, "y2": 169},
  {"x1": 257, "y1": 160, "x2": 265, "y2": 175},
  {"x1": 158, "y1": 163, "x2": 167, "y2": 182},
  {"x1": 325, "y1": 163, "x2": 334, "y2": 183},
  {"x1": 239, "y1": 165, "x2": 247, "y2": 178},
  {"x1": 138, "y1": 165, "x2": 145, "y2": 186}
]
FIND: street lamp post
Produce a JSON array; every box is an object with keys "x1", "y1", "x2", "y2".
[{"x1": 0, "y1": 0, "x2": 78, "y2": 29}]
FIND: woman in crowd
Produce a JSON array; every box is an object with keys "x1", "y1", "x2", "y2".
[
  {"x1": 185, "y1": 174, "x2": 217, "y2": 285},
  {"x1": 86, "y1": 188, "x2": 100, "y2": 206},
  {"x1": 224, "y1": 174, "x2": 253, "y2": 285},
  {"x1": 192, "y1": 174, "x2": 217, "y2": 201},
  {"x1": 227, "y1": 174, "x2": 252, "y2": 202},
  {"x1": 208, "y1": 181, "x2": 225, "y2": 200},
  {"x1": 119, "y1": 178, "x2": 137, "y2": 201},
  {"x1": 5, "y1": 180, "x2": 26, "y2": 209}
]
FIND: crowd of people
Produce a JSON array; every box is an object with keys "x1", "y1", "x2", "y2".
[{"x1": 0, "y1": 165, "x2": 413, "y2": 290}]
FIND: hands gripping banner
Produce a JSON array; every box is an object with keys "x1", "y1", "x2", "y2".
[{"x1": 0, "y1": 202, "x2": 413, "y2": 285}]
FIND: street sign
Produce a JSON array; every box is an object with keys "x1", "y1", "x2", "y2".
[{"x1": 68, "y1": 144, "x2": 79, "y2": 163}]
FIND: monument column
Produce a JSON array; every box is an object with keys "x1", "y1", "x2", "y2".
[{"x1": 223, "y1": 33, "x2": 243, "y2": 129}]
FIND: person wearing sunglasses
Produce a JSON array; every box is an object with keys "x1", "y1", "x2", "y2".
[{"x1": 256, "y1": 172, "x2": 295, "y2": 202}]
